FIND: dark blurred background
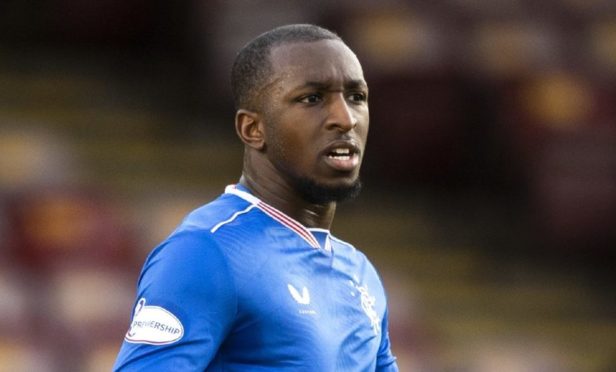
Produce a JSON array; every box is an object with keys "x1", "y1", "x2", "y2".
[{"x1": 0, "y1": 1, "x2": 614, "y2": 371}]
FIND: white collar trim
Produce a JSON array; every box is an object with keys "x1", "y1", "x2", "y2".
[{"x1": 225, "y1": 185, "x2": 321, "y2": 249}]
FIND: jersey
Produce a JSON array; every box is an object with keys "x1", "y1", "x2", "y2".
[{"x1": 113, "y1": 184, "x2": 398, "y2": 371}]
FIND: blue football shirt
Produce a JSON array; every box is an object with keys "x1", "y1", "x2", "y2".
[{"x1": 113, "y1": 184, "x2": 398, "y2": 371}]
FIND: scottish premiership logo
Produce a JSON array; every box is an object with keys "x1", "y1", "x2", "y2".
[{"x1": 125, "y1": 298, "x2": 184, "y2": 345}]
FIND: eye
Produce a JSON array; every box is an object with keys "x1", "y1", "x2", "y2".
[
  {"x1": 348, "y1": 92, "x2": 367, "y2": 103},
  {"x1": 298, "y1": 94, "x2": 323, "y2": 104}
]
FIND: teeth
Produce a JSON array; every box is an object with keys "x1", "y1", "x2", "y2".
[
  {"x1": 328, "y1": 148, "x2": 351, "y2": 160},
  {"x1": 329, "y1": 155, "x2": 351, "y2": 160}
]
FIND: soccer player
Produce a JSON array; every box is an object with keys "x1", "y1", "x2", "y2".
[{"x1": 113, "y1": 24, "x2": 399, "y2": 371}]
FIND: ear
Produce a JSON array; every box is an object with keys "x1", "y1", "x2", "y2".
[{"x1": 235, "y1": 109, "x2": 266, "y2": 150}]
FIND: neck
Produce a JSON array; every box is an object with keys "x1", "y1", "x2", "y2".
[{"x1": 239, "y1": 172, "x2": 336, "y2": 230}]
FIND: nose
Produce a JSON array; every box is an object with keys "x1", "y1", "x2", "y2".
[{"x1": 325, "y1": 93, "x2": 357, "y2": 132}]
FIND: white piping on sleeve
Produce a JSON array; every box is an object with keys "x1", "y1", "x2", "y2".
[{"x1": 210, "y1": 204, "x2": 256, "y2": 233}]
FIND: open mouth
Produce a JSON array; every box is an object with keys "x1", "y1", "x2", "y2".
[
  {"x1": 327, "y1": 147, "x2": 353, "y2": 161},
  {"x1": 323, "y1": 145, "x2": 360, "y2": 171}
]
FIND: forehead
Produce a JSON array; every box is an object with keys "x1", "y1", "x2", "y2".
[{"x1": 268, "y1": 39, "x2": 365, "y2": 87}]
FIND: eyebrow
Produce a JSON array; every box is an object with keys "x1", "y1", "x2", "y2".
[{"x1": 298, "y1": 79, "x2": 368, "y2": 91}]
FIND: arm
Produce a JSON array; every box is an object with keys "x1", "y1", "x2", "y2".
[{"x1": 113, "y1": 231, "x2": 237, "y2": 371}]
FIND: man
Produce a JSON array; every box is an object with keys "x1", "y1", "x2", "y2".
[{"x1": 113, "y1": 24, "x2": 398, "y2": 371}]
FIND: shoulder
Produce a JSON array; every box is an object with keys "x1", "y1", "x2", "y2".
[
  {"x1": 138, "y1": 229, "x2": 229, "y2": 295},
  {"x1": 139, "y1": 191, "x2": 275, "y2": 285},
  {"x1": 137, "y1": 194, "x2": 252, "y2": 281},
  {"x1": 330, "y1": 234, "x2": 383, "y2": 280},
  {"x1": 330, "y1": 234, "x2": 366, "y2": 261},
  {"x1": 177, "y1": 192, "x2": 255, "y2": 233}
]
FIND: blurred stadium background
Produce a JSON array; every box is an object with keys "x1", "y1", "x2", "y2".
[{"x1": 0, "y1": 1, "x2": 615, "y2": 371}]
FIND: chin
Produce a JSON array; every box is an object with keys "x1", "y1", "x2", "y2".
[{"x1": 293, "y1": 176, "x2": 363, "y2": 204}]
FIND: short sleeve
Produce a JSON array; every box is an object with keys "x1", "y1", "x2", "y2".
[
  {"x1": 113, "y1": 231, "x2": 237, "y2": 371},
  {"x1": 376, "y1": 308, "x2": 399, "y2": 371}
]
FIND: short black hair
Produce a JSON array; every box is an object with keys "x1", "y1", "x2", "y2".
[{"x1": 231, "y1": 24, "x2": 341, "y2": 111}]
